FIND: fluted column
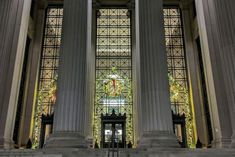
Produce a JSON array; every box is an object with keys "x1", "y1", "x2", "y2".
[
  {"x1": 195, "y1": 0, "x2": 235, "y2": 148},
  {"x1": 137, "y1": 0, "x2": 178, "y2": 148},
  {"x1": 0, "y1": 0, "x2": 31, "y2": 148},
  {"x1": 210, "y1": 0, "x2": 235, "y2": 148},
  {"x1": 45, "y1": 0, "x2": 88, "y2": 148}
]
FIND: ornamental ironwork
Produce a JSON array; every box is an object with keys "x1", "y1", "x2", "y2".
[
  {"x1": 94, "y1": 9, "x2": 133, "y2": 147},
  {"x1": 32, "y1": 6, "x2": 63, "y2": 148},
  {"x1": 31, "y1": 6, "x2": 196, "y2": 149},
  {"x1": 164, "y1": 8, "x2": 196, "y2": 148}
]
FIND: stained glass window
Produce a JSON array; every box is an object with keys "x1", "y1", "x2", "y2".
[
  {"x1": 94, "y1": 9, "x2": 133, "y2": 146},
  {"x1": 32, "y1": 6, "x2": 63, "y2": 148},
  {"x1": 163, "y1": 8, "x2": 196, "y2": 147}
]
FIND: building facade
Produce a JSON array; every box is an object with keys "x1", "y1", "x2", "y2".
[{"x1": 0, "y1": 0, "x2": 235, "y2": 155}]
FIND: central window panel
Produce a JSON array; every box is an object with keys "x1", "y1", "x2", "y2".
[{"x1": 94, "y1": 9, "x2": 133, "y2": 146}]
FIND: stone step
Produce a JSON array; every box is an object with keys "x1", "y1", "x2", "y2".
[{"x1": 1, "y1": 148, "x2": 235, "y2": 157}]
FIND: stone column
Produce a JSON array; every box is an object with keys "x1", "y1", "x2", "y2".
[
  {"x1": 195, "y1": 0, "x2": 234, "y2": 148},
  {"x1": 0, "y1": 0, "x2": 31, "y2": 148},
  {"x1": 45, "y1": 0, "x2": 88, "y2": 148},
  {"x1": 137, "y1": 0, "x2": 178, "y2": 148},
  {"x1": 209, "y1": 0, "x2": 235, "y2": 148}
]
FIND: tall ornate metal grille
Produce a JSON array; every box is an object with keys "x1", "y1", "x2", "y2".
[
  {"x1": 163, "y1": 8, "x2": 196, "y2": 147},
  {"x1": 32, "y1": 6, "x2": 63, "y2": 148},
  {"x1": 94, "y1": 9, "x2": 133, "y2": 146}
]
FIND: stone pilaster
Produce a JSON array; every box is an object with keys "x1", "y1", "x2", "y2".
[
  {"x1": 133, "y1": 0, "x2": 142, "y2": 145},
  {"x1": 195, "y1": 0, "x2": 234, "y2": 148},
  {"x1": 180, "y1": 0, "x2": 210, "y2": 146},
  {"x1": 45, "y1": 0, "x2": 88, "y2": 148},
  {"x1": 0, "y1": 0, "x2": 31, "y2": 148},
  {"x1": 19, "y1": 0, "x2": 48, "y2": 147},
  {"x1": 137, "y1": 0, "x2": 178, "y2": 148},
  {"x1": 84, "y1": 0, "x2": 94, "y2": 147}
]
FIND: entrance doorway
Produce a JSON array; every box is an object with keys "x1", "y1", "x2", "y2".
[
  {"x1": 94, "y1": 8, "x2": 133, "y2": 147},
  {"x1": 101, "y1": 111, "x2": 126, "y2": 148}
]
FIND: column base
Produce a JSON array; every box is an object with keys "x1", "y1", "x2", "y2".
[
  {"x1": 138, "y1": 131, "x2": 179, "y2": 148},
  {"x1": 230, "y1": 135, "x2": 235, "y2": 148},
  {"x1": 0, "y1": 137, "x2": 14, "y2": 149},
  {"x1": 44, "y1": 132, "x2": 88, "y2": 148},
  {"x1": 231, "y1": 142, "x2": 235, "y2": 148},
  {"x1": 212, "y1": 138, "x2": 231, "y2": 148},
  {"x1": 85, "y1": 136, "x2": 94, "y2": 148}
]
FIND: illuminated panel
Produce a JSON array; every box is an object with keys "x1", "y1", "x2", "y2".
[
  {"x1": 94, "y1": 9, "x2": 133, "y2": 146},
  {"x1": 32, "y1": 6, "x2": 63, "y2": 148},
  {"x1": 164, "y1": 8, "x2": 196, "y2": 148}
]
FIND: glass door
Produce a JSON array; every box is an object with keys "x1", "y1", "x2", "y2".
[{"x1": 103, "y1": 122, "x2": 125, "y2": 148}]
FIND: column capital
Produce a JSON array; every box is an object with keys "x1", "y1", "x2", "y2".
[
  {"x1": 92, "y1": 1, "x2": 101, "y2": 9},
  {"x1": 37, "y1": 0, "x2": 48, "y2": 10},
  {"x1": 126, "y1": 1, "x2": 135, "y2": 10},
  {"x1": 179, "y1": 0, "x2": 193, "y2": 10}
]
